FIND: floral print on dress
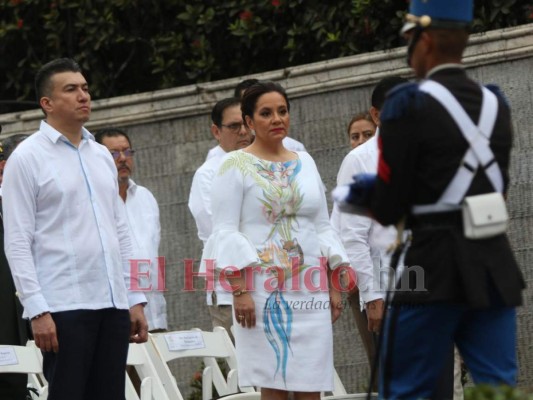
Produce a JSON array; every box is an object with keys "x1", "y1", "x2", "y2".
[{"x1": 218, "y1": 151, "x2": 305, "y2": 384}]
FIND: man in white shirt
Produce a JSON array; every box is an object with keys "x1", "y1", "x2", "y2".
[
  {"x1": 189, "y1": 97, "x2": 253, "y2": 340},
  {"x1": 331, "y1": 76, "x2": 407, "y2": 390},
  {"x1": 95, "y1": 127, "x2": 167, "y2": 332},
  {"x1": 2, "y1": 58, "x2": 147, "y2": 400}
]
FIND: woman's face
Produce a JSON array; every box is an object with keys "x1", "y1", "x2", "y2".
[
  {"x1": 246, "y1": 91, "x2": 289, "y2": 144},
  {"x1": 349, "y1": 119, "x2": 376, "y2": 149}
]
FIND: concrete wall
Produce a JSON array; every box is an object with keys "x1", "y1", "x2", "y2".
[{"x1": 2, "y1": 23, "x2": 533, "y2": 394}]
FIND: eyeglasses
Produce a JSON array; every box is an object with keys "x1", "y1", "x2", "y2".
[
  {"x1": 220, "y1": 122, "x2": 247, "y2": 134},
  {"x1": 109, "y1": 149, "x2": 135, "y2": 160}
]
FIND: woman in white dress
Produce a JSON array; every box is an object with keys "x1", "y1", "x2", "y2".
[{"x1": 202, "y1": 81, "x2": 353, "y2": 400}]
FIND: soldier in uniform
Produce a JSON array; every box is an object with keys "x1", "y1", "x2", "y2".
[{"x1": 334, "y1": 0, "x2": 525, "y2": 398}]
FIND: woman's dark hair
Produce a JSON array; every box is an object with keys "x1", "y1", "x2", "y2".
[
  {"x1": 241, "y1": 81, "x2": 290, "y2": 121},
  {"x1": 234, "y1": 78, "x2": 259, "y2": 98}
]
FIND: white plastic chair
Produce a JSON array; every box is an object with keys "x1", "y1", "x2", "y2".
[
  {"x1": 126, "y1": 342, "x2": 172, "y2": 400},
  {"x1": 25, "y1": 340, "x2": 47, "y2": 397},
  {"x1": 147, "y1": 327, "x2": 245, "y2": 400},
  {"x1": 214, "y1": 393, "x2": 261, "y2": 400},
  {"x1": 0, "y1": 344, "x2": 48, "y2": 399},
  {"x1": 321, "y1": 368, "x2": 378, "y2": 399},
  {"x1": 323, "y1": 395, "x2": 378, "y2": 400}
]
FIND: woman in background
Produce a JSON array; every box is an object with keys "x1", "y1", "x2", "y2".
[{"x1": 347, "y1": 112, "x2": 376, "y2": 149}]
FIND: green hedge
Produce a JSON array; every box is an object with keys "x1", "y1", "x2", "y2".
[
  {"x1": 465, "y1": 385, "x2": 533, "y2": 400},
  {"x1": 0, "y1": 0, "x2": 532, "y2": 112}
]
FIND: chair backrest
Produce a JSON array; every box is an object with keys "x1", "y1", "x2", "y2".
[
  {"x1": 148, "y1": 327, "x2": 241, "y2": 400},
  {"x1": 320, "y1": 369, "x2": 378, "y2": 399},
  {"x1": 212, "y1": 393, "x2": 261, "y2": 400},
  {"x1": 126, "y1": 342, "x2": 173, "y2": 400},
  {"x1": 25, "y1": 341, "x2": 48, "y2": 398},
  {"x1": 322, "y1": 395, "x2": 378, "y2": 400},
  {"x1": 332, "y1": 368, "x2": 348, "y2": 395},
  {"x1": 0, "y1": 345, "x2": 42, "y2": 374},
  {"x1": 1, "y1": 343, "x2": 48, "y2": 398}
]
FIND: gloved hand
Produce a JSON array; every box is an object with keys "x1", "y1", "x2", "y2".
[{"x1": 332, "y1": 173, "x2": 376, "y2": 216}]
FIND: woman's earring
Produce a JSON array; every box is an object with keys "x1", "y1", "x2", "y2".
[{"x1": 250, "y1": 129, "x2": 256, "y2": 136}]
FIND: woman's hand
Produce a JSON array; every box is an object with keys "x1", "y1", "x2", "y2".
[
  {"x1": 227, "y1": 267, "x2": 256, "y2": 328},
  {"x1": 233, "y1": 292, "x2": 256, "y2": 328}
]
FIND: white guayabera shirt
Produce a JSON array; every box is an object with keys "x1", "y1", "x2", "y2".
[
  {"x1": 124, "y1": 179, "x2": 167, "y2": 330},
  {"x1": 3, "y1": 121, "x2": 146, "y2": 319},
  {"x1": 330, "y1": 131, "x2": 396, "y2": 309}
]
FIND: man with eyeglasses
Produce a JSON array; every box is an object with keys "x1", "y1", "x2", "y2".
[
  {"x1": 95, "y1": 127, "x2": 167, "y2": 333},
  {"x1": 189, "y1": 97, "x2": 253, "y2": 341}
]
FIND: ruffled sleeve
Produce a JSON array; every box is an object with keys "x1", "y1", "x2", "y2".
[
  {"x1": 303, "y1": 153, "x2": 351, "y2": 270},
  {"x1": 200, "y1": 153, "x2": 260, "y2": 272}
]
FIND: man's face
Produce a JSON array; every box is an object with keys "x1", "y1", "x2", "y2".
[
  {"x1": 43, "y1": 71, "x2": 91, "y2": 124},
  {"x1": 101, "y1": 135, "x2": 134, "y2": 184},
  {"x1": 212, "y1": 105, "x2": 253, "y2": 152}
]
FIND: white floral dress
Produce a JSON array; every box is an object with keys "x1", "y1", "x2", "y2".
[{"x1": 201, "y1": 150, "x2": 350, "y2": 392}]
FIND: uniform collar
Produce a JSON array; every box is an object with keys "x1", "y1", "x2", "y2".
[{"x1": 426, "y1": 63, "x2": 465, "y2": 78}]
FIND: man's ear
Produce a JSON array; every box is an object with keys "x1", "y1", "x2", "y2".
[
  {"x1": 40, "y1": 97, "x2": 52, "y2": 114},
  {"x1": 369, "y1": 106, "x2": 380, "y2": 127},
  {"x1": 420, "y1": 31, "x2": 433, "y2": 55},
  {"x1": 210, "y1": 124, "x2": 221, "y2": 141}
]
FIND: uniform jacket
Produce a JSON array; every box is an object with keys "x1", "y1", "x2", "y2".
[{"x1": 371, "y1": 66, "x2": 525, "y2": 307}]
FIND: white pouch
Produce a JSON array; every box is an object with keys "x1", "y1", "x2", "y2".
[{"x1": 462, "y1": 192, "x2": 508, "y2": 239}]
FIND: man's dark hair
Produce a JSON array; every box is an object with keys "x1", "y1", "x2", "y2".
[
  {"x1": 2, "y1": 134, "x2": 30, "y2": 160},
  {"x1": 371, "y1": 76, "x2": 409, "y2": 110},
  {"x1": 34, "y1": 58, "x2": 82, "y2": 103},
  {"x1": 234, "y1": 79, "x2": 259, "y2": 99},
  {"x1": 241, "y1": 81, "x2": 290, "y2": 121},
  {"x1": 94, "y1": 127, "x2": 132, "y2": 147},
  {"x1": 211, "y1": 97, "x2": 241, "y2": 127}
]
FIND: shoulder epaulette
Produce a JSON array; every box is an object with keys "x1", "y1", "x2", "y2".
[
  {"x1": 380, "y1": 82, "x2": 425, "y2": 121},
  {"x1": 485, "y1": 84, "x2": 510, "y2": 109}
]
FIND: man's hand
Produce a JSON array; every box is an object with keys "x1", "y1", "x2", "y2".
[
  {"x1": 330, "y1": 288, "x2": 343, "y2": 323},
  {"x1": 129, "y1": 304, "x2": 148, "y2": 343},
  {"x1": 366, "y1": 298, "x2": 384, "y2": 333},
  {"x1": 32, "y1": 313, "x2": 59, "y2": 353}
]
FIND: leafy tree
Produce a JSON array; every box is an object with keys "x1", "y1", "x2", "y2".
[{"x1": 1, "y1": 0, "x2": 532, "y2": 113}]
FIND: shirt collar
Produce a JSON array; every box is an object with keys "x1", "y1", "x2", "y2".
[
  {"x1": 40, "y1": 120, "x2": 94, "y2": 145},
  {"x1": 127, "y1": 178, "x2": 138, "y2": 195},
  {"x1": 426, "y1": 63, "x2": 464, "y2": 78}
]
